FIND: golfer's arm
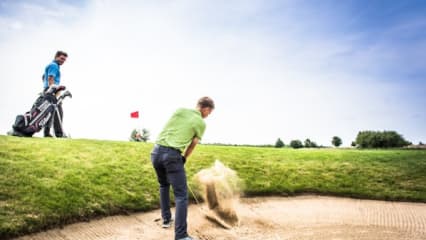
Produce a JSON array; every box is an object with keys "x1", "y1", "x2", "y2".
[
  {"x1": 48, "y1": 76, "x2": 54, "y2": 86},
  {"x1": 184, "y1": 137, "x2": 199, "y2": 159}
]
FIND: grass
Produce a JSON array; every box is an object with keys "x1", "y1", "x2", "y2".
[{"x1": 1, "y1": 135, "x2": 425, "y2": 238}]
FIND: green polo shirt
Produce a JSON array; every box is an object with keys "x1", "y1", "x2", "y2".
[{"x1": 156, "y1": 108, "x2": 206, "y2": 151}]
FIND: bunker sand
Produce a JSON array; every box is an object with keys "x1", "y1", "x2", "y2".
[{"x1": 15, "y1": 195, "x2": 426, "y2": 240}]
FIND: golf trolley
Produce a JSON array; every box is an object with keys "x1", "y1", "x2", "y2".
[{"x1": 9, "y1": 85, "x2": 72, "y2": 137}]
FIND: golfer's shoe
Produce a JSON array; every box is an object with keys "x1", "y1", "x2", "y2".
[
  {"x1": 177, "y1": 236, "x2": 197, "y2": 240},
  {"x1": 162, "y1": 218, "x2": 173, "y2": 228}
]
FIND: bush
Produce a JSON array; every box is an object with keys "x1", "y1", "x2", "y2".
[
  {"x1": 130, "y1": 128, "x2": 150, "y2": 142},
  {"x1": 275, "y1": 138, "x2": 285, "y2": 148},
  {"x1": 351, "y1": 141, "x2": 357, "y2": 147},
  {"x1": 332, "y1": 136, "x2": 342, "y2": 147},
  {"x1": 355, "y1": 130, "x2": 411, "y2": 148},
  {"x1": 304, "y1": 138, "x2": 318, "y2": 148},
  {"x1": 290, "y1": 140, "x2": 303, "y2": 149}
]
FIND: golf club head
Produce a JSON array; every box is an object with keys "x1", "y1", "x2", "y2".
[{"x1": 62, "y1": 90, "x2": 72, "y2": 99}]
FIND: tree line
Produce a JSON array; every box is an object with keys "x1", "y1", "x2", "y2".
[{"x1": 276, "y1": 130, "x2": 412, "y2": 149}]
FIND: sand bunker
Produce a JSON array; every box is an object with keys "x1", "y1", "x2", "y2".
[
  {"x1": 15, "y1": 195, "x2": 426, "y2": 240},
  {"x1": 192, "y1": 160, "x2": 242, "y2": 228}
]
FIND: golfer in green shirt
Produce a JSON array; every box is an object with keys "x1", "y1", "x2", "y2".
[{"x1": 151, "y1": 97, "x2": 214, "y2": 240}]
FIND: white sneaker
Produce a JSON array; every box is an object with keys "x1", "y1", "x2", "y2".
[{"x1": 162, "y1": 218, "x2": 174, "y2": 228}]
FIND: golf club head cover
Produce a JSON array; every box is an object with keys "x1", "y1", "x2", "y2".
[
  {"x1": 55, "y1": 85, "x2": 66, "y2": 93},
  {"x1": 46, "y1": 85, "x2": 66, "y2": 94}
]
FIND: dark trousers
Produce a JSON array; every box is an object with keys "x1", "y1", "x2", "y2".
[
  {"x1": 44, "y1": 103, "x2": 63, "y2": 137},
  {"x1": 151, "y1": 145, "x2": 188, "y2": 240}
]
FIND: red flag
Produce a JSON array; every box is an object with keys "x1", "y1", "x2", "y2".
[{"x1": 130, "y1": 111, "x2": 139, "y2": 118}]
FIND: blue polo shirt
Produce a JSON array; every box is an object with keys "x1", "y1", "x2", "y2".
[{"x1": 43, "y1": 61, "x2": 61, "y2": 88}]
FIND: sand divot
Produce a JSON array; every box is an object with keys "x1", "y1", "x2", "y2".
[{"x1": 193, "y1": 160, "x2": 242, "y2": 229}]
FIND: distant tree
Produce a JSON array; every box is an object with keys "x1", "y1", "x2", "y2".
[
  {"x1": 419, "y1": 141, "x2": 424, "y2": 146},
  {"x1": 275, "y1": 138, "x2": 285, "y2": 148},
  {"x1": 355, "y1": 130, "x2": 410, "y2": 148},
  {"x1": 130, "y1": 128, "x2": 150, "y2": 142},
  {"x1": 351, "y1": 141, "x2": 357, "y2": 147},
  {"x1": 141, "y1": 128, "x2": 150, "y2": 142},
  {"x1": 304, "y1": 138, "x2": 318, "y2": 148},
  {"x1": 332, "y1": 136, "x2": 342, "y2": 147},
  {"x1": 290, "y1": 140, "x2": 303, "y2": 149},
  {"x1": 304, "y1": 139, "x2": 312, "y2": 148},
  {"x1": 130, "y1": 129, "x2": 142, "y2": 141}
]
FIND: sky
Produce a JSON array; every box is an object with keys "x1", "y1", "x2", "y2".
[{"x1": 0, "y1": 0, "x2": 425, "y2": 146}]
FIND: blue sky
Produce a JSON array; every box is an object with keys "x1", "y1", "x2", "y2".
[{"x1": 0, "y1": 0, "x2": 425, "y2": 145}]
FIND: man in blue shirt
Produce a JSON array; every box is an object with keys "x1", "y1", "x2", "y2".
[{"x1": 43, "y1": 50, "x2": 68, "y2": 137}]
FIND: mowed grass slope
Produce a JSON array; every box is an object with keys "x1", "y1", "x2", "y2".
[{"x1": 1, "y1": 135, "x2": 426, "y2": 238}]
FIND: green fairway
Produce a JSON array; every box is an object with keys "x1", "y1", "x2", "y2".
[{"x1": 1, "y1": 135, "x2": 425, "y2": 238}]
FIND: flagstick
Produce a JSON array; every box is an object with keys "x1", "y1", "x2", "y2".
[{"x1": 130, "y1": 111, "x2": 141, "y2": 141}]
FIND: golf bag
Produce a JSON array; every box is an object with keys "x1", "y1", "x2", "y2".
[{"x1": 10, "y1": 85, "x2": 71, "y2": 137}]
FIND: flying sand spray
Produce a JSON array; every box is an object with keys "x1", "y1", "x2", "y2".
[{"x1": 190, "y1": 160, "x2": 242, "y2": 229}]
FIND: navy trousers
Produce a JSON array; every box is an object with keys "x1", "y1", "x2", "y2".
[{"x1": 151, "y1": 145, "x2": 188, "y2": 240}]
